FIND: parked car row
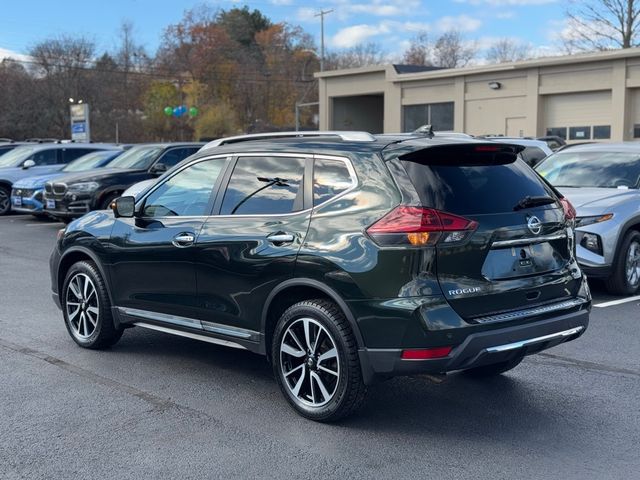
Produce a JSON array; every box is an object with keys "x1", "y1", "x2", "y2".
[{"x1": 0, "y1": 141, "x2": 203, "y2": 219}]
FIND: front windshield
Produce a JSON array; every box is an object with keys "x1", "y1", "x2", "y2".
[
  {"x1": 0, "y1": 147, "x2": 35, "y2": 168},
  {"x1": 62, "y1": 150, "x2": 119, "y2": 172},
  {"x1": 107, "y1": 146, "x2": 162, "y2": 170},
  {"x1": 536, "y1": 151, "x2": 640, "y2": 188}
]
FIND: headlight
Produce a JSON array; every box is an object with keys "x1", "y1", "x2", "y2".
[
  {"x1": 575, "y1": 213, "x2": 613, "y2": 228},
  {"x1": 67, "y1": 182, "x2": 99, "y2": 193}
]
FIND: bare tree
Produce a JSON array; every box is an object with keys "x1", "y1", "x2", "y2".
[
  {"x1": 402, "y1": 32, "x2": 432, "y2": 66},
  {"x1": 325, "y1": 43, "x2": 385, "y2": 69},
  {"x1": 565, "y1": 0, "x2": 640, "y2": 51},
  {"x1": 486, "y1": 38, "x2": 531, "y2": 63},
  {"x1": 432, "y1": 30, "x2": 476, "y2": 68}
]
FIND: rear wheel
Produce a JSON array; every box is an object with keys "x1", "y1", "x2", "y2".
[
  {"x1": 605, "y1": 231, "x2": 640, "y2": 295},
  {"x1": 0, "y1": 185, "x2": 11, "y2": 216},
  {"x1": 462, "y1": 355, "x2": 524, "y2": 378},
  {"x1": 62, "y1": 260, "x2": 123, "y2": 349},
  {"x1": 272, "y1": 299, "x2": 366, "y2": 422}
]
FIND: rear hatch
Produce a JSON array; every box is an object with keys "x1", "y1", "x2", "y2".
[{"x1": 391, "y1": 143, "x2": 582, "y2": 322}]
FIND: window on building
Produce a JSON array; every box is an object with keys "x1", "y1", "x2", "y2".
[
  {"x1": 569, "y1": 126, "x2": 591, "y2": 140},
  {"x1": 593, "y1": 125, "x2": 611, "y2": 140},
  {"x1": 634, "y1": 125, "x2": 640, "y2": 139},
  {"x1": 546, "y1": 127, "x2": 567, "y2": 140},
  {"x1": 403, "y1": 102, "x2": 454, "y2": 132}
]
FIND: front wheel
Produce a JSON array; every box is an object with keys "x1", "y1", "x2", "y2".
[
  {"x1": 62, "y1": 260, "x2": 123, "y2": 349},
  {"x1": 272, "y1": 299, "x2": 366, "y2": 422},
  {"x1": 0, "y1": 185, "x2": 11, "y2": 216},
  {"x1": 605, "y1": 231, "x2": 640, "y2": 295}
]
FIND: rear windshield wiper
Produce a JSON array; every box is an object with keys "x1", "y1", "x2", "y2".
[{"x1": 513, "y1": 195, "x2": 557, "y2": 211}]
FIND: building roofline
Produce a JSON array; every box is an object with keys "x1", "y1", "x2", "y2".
[{"x1": 316, "y1": 47, "x2": 640, "y2": 81}]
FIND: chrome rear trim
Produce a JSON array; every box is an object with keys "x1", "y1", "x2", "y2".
[
  {"x1": 473, "y1": 298, "x2": 588, "y2": 324},
  {"x1": 492, "y1": 232, "x2": 567, "y2": 248},
  {"x1": 486, "y1": 326, "x2": 584, "y2": 353},
  {"x1": 133, "y1": 322, "x2": 247, "y2": 350}
]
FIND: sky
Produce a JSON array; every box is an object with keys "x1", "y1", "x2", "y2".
[{"x1": 0, "y1": 0, "x2": 569, "y2": 62}]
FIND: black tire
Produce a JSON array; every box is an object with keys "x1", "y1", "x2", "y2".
[
  {"x1": 605, "y1": 231, "x2": 640, "y2": 295},
  {"x1": 61, "y1": 217, "x2": 73, "y2": 225},
  {"x1": 62, "y1": 260, "x2": 123, "y2": 349},
  {"x1": 462, "y1": 355, "x2": 524, "y2": 378},
  {"x1": 99, "y1": 192, "x2": 121, "y2": 210},
  {"x1": 272, "y1": 299, "x2": 366, "y2": 422},
  {"x1": 0, "y1": 185, "x2": 11, "y2": 216}
]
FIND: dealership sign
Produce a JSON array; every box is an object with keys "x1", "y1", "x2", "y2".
[{"x1": 70, "y1": 104, "x2": 90, "y2": 142}]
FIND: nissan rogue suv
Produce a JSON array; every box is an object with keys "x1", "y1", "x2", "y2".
[{"x1": 49, "y1": 131, "x2": 591, "y2": 421}]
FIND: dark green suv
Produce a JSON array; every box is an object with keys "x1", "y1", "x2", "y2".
[{"x1": 49, "y1": 131, "x2": 591, "y2": 421}]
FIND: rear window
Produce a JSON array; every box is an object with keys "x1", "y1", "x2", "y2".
[{"x1": 399, "y1": 153, "x2": 553, "y2": 215}]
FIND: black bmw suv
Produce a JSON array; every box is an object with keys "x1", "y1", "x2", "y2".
[
  {"x1": 49, "y1": 131, "x2": 591, "y2": 421},
  {"x1": 43, "y1": 143, "x2": 203, "y2": 222}
]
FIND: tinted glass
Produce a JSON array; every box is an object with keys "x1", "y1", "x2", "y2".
[
  {"x1": 403, "y1": 103, "x2": 454, "y2": 132},
  {"x1": 156, "y1": 147, "x2": 199, "y2": 168},
  {"x1": 536, "y1": 151, "x2": 640, "y2": 188},
  {"x1": 220, "y1": 156, "x2": 305, "y2": 215},
  {"x1": 143, "y1": 159, "x2": 225, "y2": 217},
  {"x1": 521, "y1": 147, "x2": 547, "y2": 166},
  {"x1": 108, "y1": 146, "x2": 163, "y2": 170},
  {"x1": 401, "y1": 158, "x2": 552, "y2": 215},
  {"x1": 313, "y1": 159, "x2": 352, "y2": 205},
  {"x1": 62, "y1": 148, "x2": 96, "y2": 163},
  {"x1": 0, "y1": 147, "x2": 35, "y2": 167},
  {"x1": 62, "y1": 151, "x2": 120, "y2": 172},
  {"x1": 403, "y1": 105, "x2": 429, "y2": 132},
  {"x1": 429, "y1": 102, "x2": 454, "y2": 131},
  {"x1": 546, "y1": 127, "x2": 567, "y2": 140},
  {"x1": 593, "y1": 125, "x2": 611, "y2": 139},
  {"x1": 31, "y1": 149, "x2": 59, "y2": 166},
  {"x1": 569, "y1": 126, "x2": 590, "y2": 140}
]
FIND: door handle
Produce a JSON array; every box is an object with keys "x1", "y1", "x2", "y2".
[
  {"x1": 172, "y1": 232, "x2": 195, "y2": 248},
  {"x1": 267, "y1": 233, "x2": 295, "y2": 244}
]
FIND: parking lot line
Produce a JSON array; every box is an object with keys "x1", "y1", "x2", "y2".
[{"x1": 593, "y1": 295, "x2": 640, "y2": 308}]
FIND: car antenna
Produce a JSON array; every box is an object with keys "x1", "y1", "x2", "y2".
[{"x1": 413, "y1": 124, "x2": 434, "y2": 138}]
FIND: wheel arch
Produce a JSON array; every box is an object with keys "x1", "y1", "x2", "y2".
[
  {"x1": 58, "y1": 246, "x2": 113, "y2": 305},
  {"x1": 611, "y1": 215, "x2": 640, "y2": 266},
  {"x1": 261, "y1": 278, "x2": 364, "y2": 356}
]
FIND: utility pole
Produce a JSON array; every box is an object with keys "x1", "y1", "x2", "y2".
[{"x1": 315, "y1": 9, "x2": 333, "y2": 72}]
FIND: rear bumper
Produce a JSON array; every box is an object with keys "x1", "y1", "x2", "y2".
[
  {"x1": 358, "y1": 307, "x2": 589, "y2": 382},
  {"x1": 580, "y1": 263, "x2": 612, "y2": 278}
]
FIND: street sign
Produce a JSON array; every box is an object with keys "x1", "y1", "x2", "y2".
[{"x1": 70, "y1": 104, "x2": 90, "y2": 142}]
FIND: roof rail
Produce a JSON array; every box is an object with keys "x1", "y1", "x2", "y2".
[{"x1": 203, "y1": 131, "x2": 376, "y2": 149}]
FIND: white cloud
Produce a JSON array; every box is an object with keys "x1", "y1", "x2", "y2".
[
  {"x1": 436, "y1": 14, "x2": 482, "y2": 32},
  {"x1": 0, "y1": 47, "x2": 31, "y2": 63},
  {"x1": 331, "y1": 23, "x2": 391, "y2": 48},
  {"x1": 296, "y1": 7, "x2": 317, "y2": 22},
  {"x1": 270, "y1": 0, "x2": 294, "y2": 5}
]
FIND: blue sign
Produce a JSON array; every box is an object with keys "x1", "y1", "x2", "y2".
[{"x1": 72, "y1": 122, "x2": 87, "y2": 134}]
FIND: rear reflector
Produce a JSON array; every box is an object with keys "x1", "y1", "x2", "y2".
[{"x1": 401, "y1": 346, "x2": 453, "y2": 360}]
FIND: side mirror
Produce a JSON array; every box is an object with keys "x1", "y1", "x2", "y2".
[
  {"x1": 112, "y1": 196, "x2": 135, "y2": 218},
  {"x1": 150, "y1": 163, "x2": 167, "y2": 175},
  {"x1": 22, "y1": 159, "x2": 36, "y2": 169}
]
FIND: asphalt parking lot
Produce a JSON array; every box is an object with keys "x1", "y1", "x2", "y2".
[{"x1": 1, "y1": 214, "x2": 639, "y2": 480}]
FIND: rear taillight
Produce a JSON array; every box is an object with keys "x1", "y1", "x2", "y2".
[
  {"x1": 366, "y1": 206, "x2": 478, "y2": 247},
  {"x1": 560, "y1": 197, "x2": 576, "y2": 220}
]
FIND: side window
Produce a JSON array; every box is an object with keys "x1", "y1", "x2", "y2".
[
  {"x1": 220, "y1": 156, "x2": 305, "y2": 215},
  {"x1": 521, "y1": 147, "x2": 547, "y2": 167},
  {"x1": 313, "y1": 158, "x2": 353, "y2": 205},
  {"x1": 156, "y1": 148, "x2": 197, "y2": 169},
  {"x1": 143, "y1": 158, "x2": 225, "y2": 217},
  {"x1": 62, "y1": 148, "x2": 95, "y2": 163},
  {"x1": 31, "y1": 149, "x2": 59, "y2": 166}
]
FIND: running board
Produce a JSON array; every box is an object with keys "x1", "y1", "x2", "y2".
[{"x1": 133, "y1": 322, "x2": 247, "y2": 350}]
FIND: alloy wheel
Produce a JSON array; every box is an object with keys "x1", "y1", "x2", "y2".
[
  {"x1": 280, "y1": 317, "x2": 340, "y2": 407},
  {"x1": 0, "y1": 189, "x2": 9, "y2": 214},
  {"x1": 65, "y1": 273, "x2": 99, "y2": 339},
  {"x1": 626, "y1": 241, "x2": 640, "y2": 288}
]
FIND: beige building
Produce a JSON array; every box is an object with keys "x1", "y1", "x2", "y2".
[{"x1": 316, "y1": 48, "x2": 640, "y2": 142}]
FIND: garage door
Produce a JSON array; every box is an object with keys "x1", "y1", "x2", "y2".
[{"x1": 543, "y1": 91, "x2": 612, "y2": 141}]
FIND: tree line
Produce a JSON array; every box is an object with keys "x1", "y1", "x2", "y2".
[{"x1": 0, "y1": 0, "x2": 638, "y2": 142}]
